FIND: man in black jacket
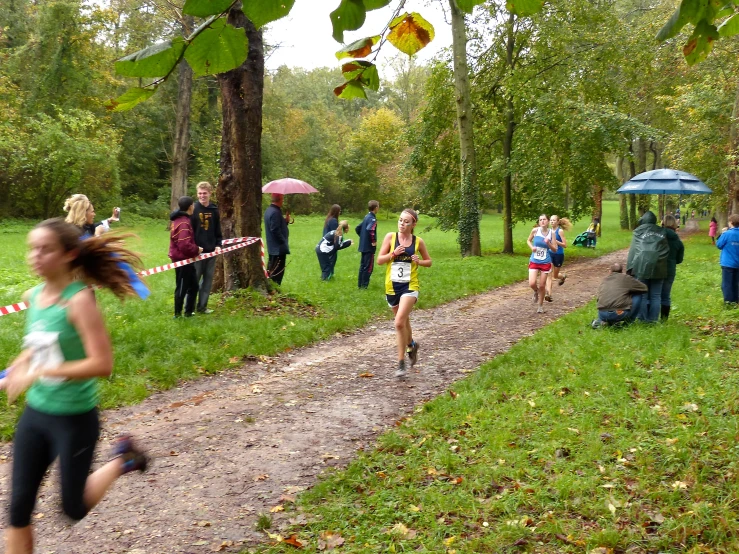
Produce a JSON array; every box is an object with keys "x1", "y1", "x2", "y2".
[
  {"x1": 356, "y1": 200, "x2": 379, "y2": 288},
  {"x1": 264, "y1": 193, "x2": 289, "y2": 285},
  {"x1": 192, "y1": 182, "x2": 222, "y2": 314}
]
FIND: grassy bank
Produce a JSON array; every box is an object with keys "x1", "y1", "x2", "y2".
[
  {"x1": 255, "y1": 232, "x2": 737, "y2": 553},
  {"x1": 0, "y1": 204, "x2": 631, "y2": 438}
]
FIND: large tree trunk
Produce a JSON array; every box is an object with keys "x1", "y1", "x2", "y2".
[
  {"x1": 593, "y1": 183, "x2": 603, "y2": 236},
  {"x1": 617, "y1": 155, "x2": 629, "y2": 229},
  {"x1": 449, "y1": 0, "x2": 480, "y2": 257},
  {"x1": 635, "y1": 137, "x2": 650, "y2": 216},
  {"x1": 501, "y1": 13, "x2": 516, "y2": 254},
  {"x1": 628, "y1": 142, "x2": 637, "y2": 229},
  {"x1": 727, "y1": 79, "x2": 739, "y2": 225},
  {"x1": 214, "y1": 7, "x2": 267, "y2": 292},
  {"x1": 169, "y1": 18, "x2": 194, "y2": 211}
]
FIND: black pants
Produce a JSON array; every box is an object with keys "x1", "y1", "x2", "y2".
[
  {"x1": 174, "y1": 265, "x2": 198, "y2": 315},
  {"x1": 10, "y1": 407, "x2": 99, "y2": 527},
  {"x1": 268, "y1": 254, "x2": 287, "y2": 285},
  {"x1": 358, "y1": 250, "x2": 375, "y2": 288},
  {"x1": 316, "y1": 248, "x2": 337, "y2": 281}
]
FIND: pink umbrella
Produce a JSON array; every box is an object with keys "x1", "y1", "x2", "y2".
[{"x1": 262, "y1": 178, "x2": 319, "y2": 194}]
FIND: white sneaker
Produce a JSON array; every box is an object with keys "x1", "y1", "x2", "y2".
[
  {"x1": 537, "y1": 306, "x2": 544, "y2": 313},
  {"x1": 532, "y1": 291, "x2": 538, "y2": 303},
  {"x1": 394, "y1": 360, "x2": 407, "y2": 379}
]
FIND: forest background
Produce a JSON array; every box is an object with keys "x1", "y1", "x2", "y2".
[{"x1": 1, "y1": 0, "x2": 738, "y2": 237}]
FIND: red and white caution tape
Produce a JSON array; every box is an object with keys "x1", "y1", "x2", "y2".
[{"x1": 0, "y1": 236, "x2": 266, "y2": 317}]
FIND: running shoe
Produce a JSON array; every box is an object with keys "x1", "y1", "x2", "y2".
[
  {"x1": 591, "y1": 319, "x2": 608, "y2": 329},
  {"x1": 544, "y1": 294, "x2": 553, "y2": 302},
  {"x1": 558, "y1": 273, "x2": 567, "y2": 286},
  {"x1": 112, "y1": 434, "x2": 149, "y2": 474},
  {"x1": 532, "y1": 290, "x2": 538, "y2": 303},
  {"x1": 394, "y1": 360, "x2": 407, "y2": 379},
  {"x1": 537, "y1": 306, "x2": 544, "y2": 313},
  {"x1": 407, "y1": 341, "x2": 419, "y2": 367}
]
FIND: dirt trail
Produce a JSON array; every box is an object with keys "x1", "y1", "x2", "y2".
[{"x1": 0, "y1": 250, "x2": 625, "y2": 554}]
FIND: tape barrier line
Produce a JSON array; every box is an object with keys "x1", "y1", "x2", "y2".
[{"x1": 0, "y1": 237, "x2": 266, "y2": 317}]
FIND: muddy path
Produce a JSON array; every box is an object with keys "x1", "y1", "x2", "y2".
[{"x1": 0, "y1": 250, "x2": 626, "y2": 554}]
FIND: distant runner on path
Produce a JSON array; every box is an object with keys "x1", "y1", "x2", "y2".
[
  {"x1": 377, "y1": 209, "x2": 432, "y2": 380},
  {"x1": 1, "y1": 219, "x2": 148, "y2": 554},
  {"x1": 545, "y1": 215, "x2": 572, "y2": 302},
  {"x1": 527, "y1": 214, "x2": 558, "y2": 314}
]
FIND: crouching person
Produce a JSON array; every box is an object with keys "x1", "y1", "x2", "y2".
[{"x1": 592, "y1": 263, "x2": 648, "y2": 328}]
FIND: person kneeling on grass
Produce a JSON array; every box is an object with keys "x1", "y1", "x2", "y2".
[{"x1": 592, "y1": 262, "x2": 648, "y2": 329}]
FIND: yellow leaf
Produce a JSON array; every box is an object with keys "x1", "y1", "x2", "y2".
[
  {"x1": 409, "y1": 504, "x2": 421, "y2": 512},
  {"x1": 270, "y1": 505, "x2": 284, "y2": 513},
  {"x1": 387, "y1": 12, "x2": 435, "y2": 56},
  {"x1": 444, "y1": 536, "x2": 457, "y2": 547},
  {"x1": 266, "y1": 532, "x2": 283, "y2": 542}
]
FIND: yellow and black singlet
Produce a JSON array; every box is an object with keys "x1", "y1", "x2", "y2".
[{"x1": 385, "y1": 233, "x2": 420, "y2": 295}]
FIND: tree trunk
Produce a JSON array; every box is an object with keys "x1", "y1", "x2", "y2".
[
  {"x1": 635, "y1": 137, "x2": 650, "y2": 216},
  {"x1": 502, "y1": 12, "x2": 516, "y2": 254},
  {"x1": 593, "y1": 184, "x2": 603, "y2": 236},
  {"x1": 214, "y1": 7, "x2": 268, "y2": 292},
  {"x1": 628, "y1": 145, "x2": 637, "y2": 229},
  {"x1": 449, "y1": 0, "x2": 480, "y2": 257},
  {"x1": 727, "y1": 78, "x2": 739, "y2": 225},
  {"x1": 169, "y1": 18, "x2": 194, "y2": 212},
  {"x1": 617, "y1": 155, "x2": 629, "y2": 229}
]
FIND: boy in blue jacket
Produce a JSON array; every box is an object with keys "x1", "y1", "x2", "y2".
[
  {"x1": 717, "y1": 214, "x2": 739, "y2": 305},
  {"x1": 356, "y1": 200, "x2": 379, "y2": 288}
]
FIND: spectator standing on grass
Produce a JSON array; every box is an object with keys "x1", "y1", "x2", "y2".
[
  {"x1": 169, "y1": 196, "x2": 202, "y2": 318},
  {"x1": 1, "y1": 218, "x2": 148, "y2": 554},
  {"x1": 357, "y1": 200, "x2": 379, "y2": 289},
  {"x1": 323, "y1": 204, "x2": 341, "y2": 236},
  {"x1": 592, "y1": 262, "x2": 648, "y2": 328},
  {"x1": 192, "y1": 182, "x2": 222, "y2": 315},
  {"x1": 717, "y1": 214, "x2": 739, "y2": 306},
  {"x1": 626, "y1": 210, "x2": 669, "y2": 323},
  {"x1": 264, "y1": 193, "x2": 290, "y2": 285},
  {"x1": 660, "y1": 214, "x2": 684, "y2": 321},
  {"x1": 709, "y1": 217, "x2": 718, "y2": 245},
  {"x1": 316, "y1": 220, "x2": 353, "y2": 280}
]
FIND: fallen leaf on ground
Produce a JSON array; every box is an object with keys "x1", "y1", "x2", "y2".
[
  {"x1": 283, "y1": 535, "x2": 304, "y2": 548},
  {"x1": 253, "y1": 473, "x2": 269, "y2": 481},
  {"x1": 279, "y1": 494, "x2": 296, "y2": 503},
  {"x1": 229, "y1": 357, "x2": 240, "y2": 364},
  {"x1": 318, "y1": 531, "x2": 345, "y2": 550},
  {"x1": 270, "y1": 505, "x2": 284, "y2": 513},
  {"x1": 449, "y1": 390, "x2": 458, "y2": 399},
  {"x1": 388, "y1": 523, "x2": 417, "y2": 539},
  {"x1": 359, "y1": 372, "x2": 374, "y2": 378},
  {"x1": 211, "y1": 540, "x2": 233, "y2": 552}
]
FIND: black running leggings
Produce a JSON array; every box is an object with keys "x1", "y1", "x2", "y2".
[{"x1": 9, "y1": 406, "x2": 99, "y2": 527}]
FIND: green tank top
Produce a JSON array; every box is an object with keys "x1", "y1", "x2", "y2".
[{"x1": 24, "y1": 282, "x2": 99, "y2": 415}]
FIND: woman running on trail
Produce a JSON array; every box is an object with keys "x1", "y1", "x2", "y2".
[
  {"x1": 545, "y1": 215, "x2": 572, "y2": 302},
  {"x1": 377, "y1": 209, "x2": 432, "y2": 379},
  {"x1": 527, "y1": 214, "x2": 558, "y2": 313},
  {"x1": 1, "y1": 219, "x2": 148, "y2": 554}
]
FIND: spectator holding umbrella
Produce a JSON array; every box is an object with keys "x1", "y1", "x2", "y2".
[{"x1": 264, "y1": 193, "x2": 290, "y2": 285}]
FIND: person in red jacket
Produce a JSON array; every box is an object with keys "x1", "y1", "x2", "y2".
[{"x1": 169, "y1": 196, "x2": 202, "y2": 318}]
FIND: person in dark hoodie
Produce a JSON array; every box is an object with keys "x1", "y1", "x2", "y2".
[
  {"x1": 660, "y1": 214, "x2": 684, "y2": 320},
  {"x1": 192, "y1": 182, "x2": 222, "y2": 314},
  {"x1": 356, "y1": 200, "x2": 379, "y2": 289},
  {"x1": 626, "y1": 210, "x2": 669, "y2": 323},
  {"x1": 169, "y1": 196, "x2": 202, "y2": 318}
]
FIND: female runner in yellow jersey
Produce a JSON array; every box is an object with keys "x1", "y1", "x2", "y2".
[{"x1": 377, "y1": 209, "x2": 432, "y2": 379}]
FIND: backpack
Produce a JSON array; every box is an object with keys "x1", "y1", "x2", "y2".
[{"x1": 627, "y1": 225, "x2": 669, "y2": 279}]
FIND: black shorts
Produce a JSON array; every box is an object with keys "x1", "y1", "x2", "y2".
[
  {"x1": 10, "y1": 406, "x2": 99, "y2": 526},
  {"x1": 551, "y1": 253, "x2": 565, "y2": 268},
  {"x1": 386, "y1": 290, "x2": 419, "y2": 308}
]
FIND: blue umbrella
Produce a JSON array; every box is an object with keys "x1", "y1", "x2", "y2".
[{"x1": 616, "y1": 169, "x2": 712, "y2": 195}]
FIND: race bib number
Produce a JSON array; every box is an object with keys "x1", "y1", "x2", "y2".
[
  {"x1": 534, "y1": 247, "x2": 547, "y2": 261},
  {"x1": 391, "y1": 261, "x2": 411, "y2": 283}
]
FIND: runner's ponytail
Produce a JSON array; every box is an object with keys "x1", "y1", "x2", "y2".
[{"x1": 34, "y1": 218, "x2": 146, "y2": 300}]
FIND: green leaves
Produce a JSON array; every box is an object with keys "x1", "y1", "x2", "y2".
[
  {"x1": 683, "y1": 21, "x2": 719, "y2": 65},
  {"x1": 718, "y1": 12, "x2": 739, "y2": 36},
  {"x1": 333, "y1": 80, "x2": 368, "y2": 99},
  {"x1": 182, "y1": 0, "x2": 234, "y2": 17},
  {"x1": 387, "y1": 13, "x2": 435, "y2": 56},
  {"x1": 105, "y1": 87, "x2": 157, "y2": 112},
  {"x1": 335, "y1": 36, "x2": 381, "y2": 60},
  {"x1": 330, "y1": 0, "x2": 367, "y2": 43},
  {"x1": 333, "y1": 61, "x2": 379, "y2": 99},
  {"x1": 242, "y1": 0, "x2": 296, "y2": 29},
  {"x1": 506, "y1": 0, "x2": 546, "y2": 18},
  {"x1": 184, "y1": 17, "x2": 248, "y2": 77},
  {"x1": 454, "y1": 0, "x2": 487, "y2": 13},
  {"x1": 115, "y1": 38, "x2": 186, "y2": 78}
]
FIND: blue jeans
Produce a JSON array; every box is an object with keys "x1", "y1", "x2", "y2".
[
  {"x1": 195, "y1": 256, "x2": 217, "y2": 312},
  {"x1": 722, "y1": 266, "x2": 739, "y2": 303},
  {"x1": 598, "y1": 294, "x2": 642, "y2": 324},
  {"x1": 637, "y1": 278, "x2": 664, "y2": 322},
  {"x1": 661, "y1": 275, "x2": 675, "y2": 307}
]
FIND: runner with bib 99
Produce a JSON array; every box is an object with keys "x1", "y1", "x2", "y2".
[
  {"x1": 377, "y1": 209, "x2": 432, "y2": 380},
  {"x1": 527, "y1": 214, "x2": 558, "y2": 314}
]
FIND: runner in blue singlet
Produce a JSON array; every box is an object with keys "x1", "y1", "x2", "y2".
[
  {"x1": 545, "y1": 215, "x2": 572, "y2": 302},
  {"x1": 526, "y1": 214, "x2": 558, "y2": 313}
]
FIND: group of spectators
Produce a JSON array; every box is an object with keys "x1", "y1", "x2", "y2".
[{"x1": 593, "y1": 211, "x2": 739, "y2": 327}]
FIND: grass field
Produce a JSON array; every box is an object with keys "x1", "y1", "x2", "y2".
[
  {"x1": 0, "y1": 203, "x2": 645, "y2": 438},
  {"x1": 253, "y1": 231, "x2": 738, "y2": 554}
]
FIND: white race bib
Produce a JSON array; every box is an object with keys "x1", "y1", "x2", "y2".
[
  {"x1": 391, "y1": 261, "x2": 411, "y2": 283},
  {"x1": 534, "y1": 247, "x2": 547, "y2": 261}
]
